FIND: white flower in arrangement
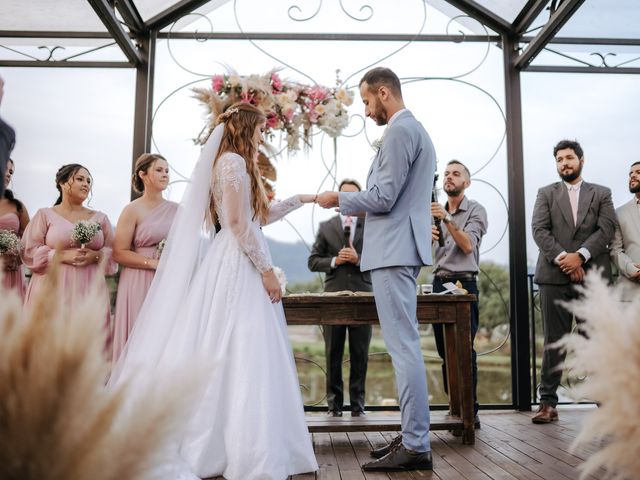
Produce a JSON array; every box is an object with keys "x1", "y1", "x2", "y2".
[
  {"x1": 314, "y1": 103, "x2": 326, "y2": 116},
  {"x1": 372, "y1": 137, "x2": 384, "y2": 152},
  {"x1": 0, "y1": 229, "x2": 21, "y2": 255},
  {"x1": 70, "y1": 220, "x2": 101, "y2": 248},
  {"x1": 319, "y1": 114, "x2": 349, "y2": 138},
  {"x1": 322, "y1": 99, "x2": 340, "y2": 116},
  {"x1": 272, "y1": 266, "x2": 287, "y2": 295},
  {"x1": 286, "y1": 89, "x2": 298, "y2": 102},
  {"x1": 228, "y1": 74, "x2": 241, "y2": 87},
  {"x1": 335, "y1": 88, "x2": 354, "y2": 106}
]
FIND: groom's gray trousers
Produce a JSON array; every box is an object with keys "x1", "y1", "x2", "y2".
[{"x1": 370, "y1": 265, "x2": 431, "y2": 453}]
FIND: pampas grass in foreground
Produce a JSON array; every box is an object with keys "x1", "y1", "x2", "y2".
[
  {"x1": 556, "y1": 272, "x2": 640, "y2": 480},
  {"x1": 0, "y1": 260, "x2": 207, "y2": 480}
]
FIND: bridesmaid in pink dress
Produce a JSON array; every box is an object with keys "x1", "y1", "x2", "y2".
[
  {"x1": 0, "y1": 159, "x2": 30, "y2": 297},
  {"x1": 22, "y1": 164, "x2": 116, "y2": 325},
  {"x1": 111, "y1": 154, "x2": 177, "y2": 362}
]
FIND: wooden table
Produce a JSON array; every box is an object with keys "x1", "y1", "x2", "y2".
[{"x1": 283, "y1": 293, "x2": 477, "y2": 445}]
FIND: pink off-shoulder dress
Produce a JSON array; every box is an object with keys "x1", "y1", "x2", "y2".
[
  {"x1": 112, "y1": 200, "x2": 177, "y2": 362},
  {"x1": 22, "y1": 208, "x2": 117, "y2": 325},
  {"x1": 0, "y1": 212, "x2": 26, "y2": 298}
]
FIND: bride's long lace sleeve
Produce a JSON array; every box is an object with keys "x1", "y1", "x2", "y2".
[
  {"x1": 218, "y1": 153, "x2": 272, "y2": 273},
  {"x1": 264, "y1": 196, "x2": 303, "y2": 225}
]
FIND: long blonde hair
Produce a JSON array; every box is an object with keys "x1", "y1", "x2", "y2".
[{"x1": 210, "y1": 102, "x2": 269, "y2": 225}]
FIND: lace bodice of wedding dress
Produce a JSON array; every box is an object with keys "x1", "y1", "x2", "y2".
[{"x1": 212, "y1": 152, "x2": 302, "y2": 273}]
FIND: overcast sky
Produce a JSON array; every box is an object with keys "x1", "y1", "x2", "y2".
[{"x1": 2, "y1": 0, "x2": 639, "y2": 267}]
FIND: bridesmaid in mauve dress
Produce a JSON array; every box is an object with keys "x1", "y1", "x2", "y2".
[
  {"x1": 22, "y1": 164, "x2": 116, "y2": 326},
  {"x1": 0, "y1": 159, "x2": 30, "y2": 297},
  {"x1": 112, "y1": 154, "x2": 177, "y2": 362}
]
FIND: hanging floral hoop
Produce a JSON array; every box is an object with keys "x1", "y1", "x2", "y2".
[{"x1": 193, "y1": 69, "x2": 354, "y2": 153}]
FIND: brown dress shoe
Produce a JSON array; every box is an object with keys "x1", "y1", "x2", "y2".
[
  {"x1": 327, "y1": 410, "x2": 343, "y2": 417},
  {"x1": 370, "y1": 434, "x2": 402, "y2": 459},
  {"x1": 532, "y1": 404, "x2": 558, "y2": 424},
  {"x1": 363, "y1": 444, "x2": 433, "y2": 471}
]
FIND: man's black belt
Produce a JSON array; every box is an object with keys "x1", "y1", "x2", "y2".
[{"x1": 434, "y1": 271, "x2": 477, "y2": 281}]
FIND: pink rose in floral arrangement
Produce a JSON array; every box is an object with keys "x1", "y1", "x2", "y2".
[
  {"x1": 283, "y1": 107, "x2": 295, "y2": 122},
  {"x1": 266, "y1": 113, "x2": 280, "y2": 129},
  {"x1": 240, "y1": 90, "x2": 256, "y2": 104},
  {"x1": 271, "y1": 73, "x2": 283, "y2": 93},
  {"x1": 307, "y1": 85, "x2": 329, "y2": 102},
  {"x1": 307, "y1": 108, "x2": 319, "y2": 124},
  {"x1": 211, "y1": 75, "x2": 225, "y2": 93}
]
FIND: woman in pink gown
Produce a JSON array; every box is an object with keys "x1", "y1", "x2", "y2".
[
  {"x1": 111, "y1": 153, "x2": 177, "y2": 362},
  {"x1": 22, "y1": 164, "x2": 116, "y2": 326},
  {"x1": 0, "y1": 159, "x2": 30, "y2": 297}
]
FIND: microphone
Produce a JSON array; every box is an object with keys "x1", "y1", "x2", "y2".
[
  {"x1": 432, "y1": 173, "x2": 445, "y2": 247},
  {"x1": 343, "y1": 225, "x2": 351, "y2": 248}
]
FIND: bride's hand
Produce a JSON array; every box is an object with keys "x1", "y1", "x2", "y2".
[
  {"x1": 297, "y1": 194, "x2": 317, "y2": 204},
  {"x1": 262, "y1": 269, "x2": 282, "y2": 303}
]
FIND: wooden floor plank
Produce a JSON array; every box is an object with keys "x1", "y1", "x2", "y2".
[
  {"x1": 314, "y1": 432, "x2": 341, "y2": 480},
  {"x1": 433, "y1": 430, "x2": 520, "y2": 480},
  {"x1": 216, "y1": 409, "x2": 615, "y2": 479},
  {"x1": 346, "y1": 432, "x2": 391, "y2": 480},
  {"x1": 330, "y1": 432, "x2": 367, "y2": 480}
]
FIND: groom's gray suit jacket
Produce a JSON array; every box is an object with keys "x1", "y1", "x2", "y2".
[{"x1": 339, "y1": 110, "x2": 435, "y2": 271}]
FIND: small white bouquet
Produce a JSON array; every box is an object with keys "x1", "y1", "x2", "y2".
[
  {"x1": 0, "y1": 229, "x2": 21, "y2": 255},
  {"x1": 155, "y1": 238, "x2": 167, "y2": 259},
  {"x1": 70, "y1": 220, "x2": 101, "y2": 248},
  {"x1": 272, "y1": 266, "x2": 287, "y2": 295}
]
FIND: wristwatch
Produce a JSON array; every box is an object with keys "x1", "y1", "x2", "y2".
[{"x1": 443, "y1": 213, "x2": 453, "y2": 224}]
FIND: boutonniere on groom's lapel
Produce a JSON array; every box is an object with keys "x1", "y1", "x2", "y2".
[{"x1": 372, "y1": 127, "x2": 389, "y2": 153}]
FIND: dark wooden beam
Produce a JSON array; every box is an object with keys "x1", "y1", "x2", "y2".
[
  {"x1": 87, "y1": 0, "x2": 143, "y2": 65},
  {"x1": 157, "y1": 31, "x2": 500, "y2": 42},
  {"x1": 514, "y1": 0, "x2": 585, "y2": 70},
  {"x1": 442, "y1": 0, "x2": 512, "y2": 35},
  {"x1": 0, "y1": 31, "x2": 113, "y2": 39},
  {"x1": 114, "y1": 0, "x2": 145, "y2": 34},
  {"x1": 513, "y1": 0, "x2": 549, "y2": 35},
  {"x1": 501, "y1": 33, "x2": 531, "y2": 411},
  {"x1": 525, "y1": 65, "x2": 640, "y2": 74},
  {"x1": 131, "y1": 31, "x2": 157, "y2": 200},
  {"x1": 0, "y1": 60, "x2": 131, "y2": 68},
  {"x1": 525, "y1": 36, "x2": 640, "y2": 46},
  {"x1": 145, "y1": 0, "x2": 212, "y2": 32}
]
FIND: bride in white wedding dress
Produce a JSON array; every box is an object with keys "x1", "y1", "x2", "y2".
[{"x1": 110, "y1": 102, "x2": 318, "y2": 479}]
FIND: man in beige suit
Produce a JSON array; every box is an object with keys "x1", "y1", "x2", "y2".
[{"x1": 611, "y1": 161, "x2": 640, "y2": 301}]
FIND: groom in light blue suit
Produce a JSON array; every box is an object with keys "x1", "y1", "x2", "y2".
[{"x1": 317, "y1": 67, "x2": 435, "y2": 471}]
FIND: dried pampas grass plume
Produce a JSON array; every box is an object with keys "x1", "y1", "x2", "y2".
[
  {"x1": 0, "y1": 258, "x2": 208, "y2": 480},
  {"x1": 556, "y1": 271, "x2": 640, "y2": 480}
]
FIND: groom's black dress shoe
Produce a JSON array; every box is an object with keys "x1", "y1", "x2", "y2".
[
  {"x1": 370, "y1": 434, "x2": 402, "y2": 458},
  {"x1": 327, "y1": 410, "x2": 342, "y2": 417},
  {"x1": 362, "y1": 444, "x2": 433, "y2": 471}
]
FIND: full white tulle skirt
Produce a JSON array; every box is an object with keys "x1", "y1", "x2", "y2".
[{"x1": 150, "y1": 229, "x2": 317, "y2": 479}]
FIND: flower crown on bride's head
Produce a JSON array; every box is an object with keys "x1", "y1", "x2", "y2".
[{"x1": 218, "y1": 106, "x2": 239, "y2": 122}]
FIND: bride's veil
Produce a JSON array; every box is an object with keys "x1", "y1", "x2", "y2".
[{"x1": 109, "y1": 123, "x2": 225, "y2": 384}]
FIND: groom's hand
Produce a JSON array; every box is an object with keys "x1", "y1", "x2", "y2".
[{"x1": 316, "y1": 191, "x2": 339, "y2": 208}]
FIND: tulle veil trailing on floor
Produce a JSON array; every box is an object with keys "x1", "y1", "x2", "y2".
[{"x1": 109, "y1": 123, "x2": 318, "y2": 480}]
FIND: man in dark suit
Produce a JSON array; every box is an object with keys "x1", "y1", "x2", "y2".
[
  {"x1": 0, "y1": 76, "x2": 16, "y2": 198},
  {"x1": 308, "y1": 178, "x2": 372, "y2": 417},
  {"x1": 531, "y1": 139, "x2": 616, "y2": 423}
]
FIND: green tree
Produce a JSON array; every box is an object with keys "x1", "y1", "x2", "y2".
[
  {"x1": 287, "y1": 274, "x2": 324, "y2": 294},
  {"x1": 478, "y1": 261, "x2": 510, "y2": 330}
]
